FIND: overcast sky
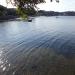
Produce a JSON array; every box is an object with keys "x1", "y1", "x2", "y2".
[{"x1": 0, "y1": 0, "x2": 75, "y2": 11}]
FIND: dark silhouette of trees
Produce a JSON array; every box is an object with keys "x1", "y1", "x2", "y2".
[
  {"x1": 6, "y1": 0, "x2": 45, "y2": 18},
  {"x1": 0, "y1": 5, "x2": 19, "y2": 21},
  {"x1": 6, "y1": 0, "x2": 59, "y2": 18},
  {"x1": 0, "y1": 5, "x2": 7, "y2": 16}
]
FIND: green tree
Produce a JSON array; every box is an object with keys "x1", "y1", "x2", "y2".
[{"x1": 6, "y1": 0, "x2": 59, "y2": 18}]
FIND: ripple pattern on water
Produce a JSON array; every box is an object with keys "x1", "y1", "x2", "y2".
[{"x1": 0, "y1": 16, "x2": 75, "y2": 75}]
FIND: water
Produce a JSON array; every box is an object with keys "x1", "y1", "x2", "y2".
[{"x1": 0, "y1": 16, "x2": 75, "y2": 75}]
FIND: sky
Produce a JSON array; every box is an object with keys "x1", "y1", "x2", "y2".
[{"x1": 0, "y1": 0, "x2": 75, "y2": 12}]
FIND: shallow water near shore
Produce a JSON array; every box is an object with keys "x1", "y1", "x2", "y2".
[{"x1": 0, "y1": 16, "x2": 75, "y2": 75}]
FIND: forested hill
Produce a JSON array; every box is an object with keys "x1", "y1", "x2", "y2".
[
  {"x1": 0, "y1": 5, "x2": 18, "y2": 20},
  {"x1": 37, "y1": 10, "x2": 75, "y2": 16},
  {"x1": 0, "y1": 5, "x2": 36, "y2": 20}
]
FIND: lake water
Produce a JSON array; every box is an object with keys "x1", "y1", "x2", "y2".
[{"x1": 0, "y1": 16, "x2": 75, "y2": 75}]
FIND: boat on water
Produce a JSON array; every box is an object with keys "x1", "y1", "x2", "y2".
[
  {"x1": 27, "y1": 17, "x2": 33, "y2": 22},
  {"x1": 28, "y1": 19, "x2": 32, "y2": 22},
  {"x1": 56, "y1": 16, "x2": 59, "y2": 18}
]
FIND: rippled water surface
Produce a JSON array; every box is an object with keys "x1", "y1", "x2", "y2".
[{"x1": 0, "y1": 16, "x2": 75, "y2": 75}]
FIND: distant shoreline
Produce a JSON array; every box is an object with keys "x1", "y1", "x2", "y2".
[
  {"x1": 0, "y1": 18, "x2": 22, "y2": 22},
  {"x1": 0, "y1": 15, "x2": 75, "y2": 22},
  {"x1": 0, "y1": 15, "x2": 19, "y2": 22}
]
